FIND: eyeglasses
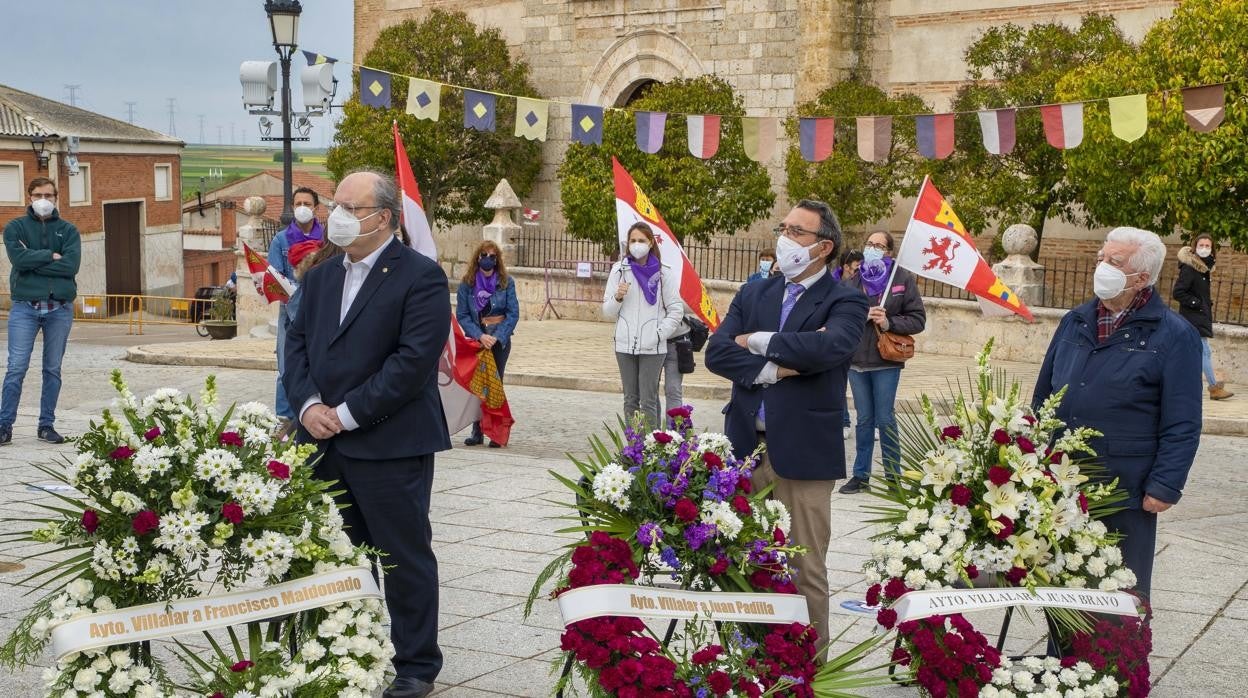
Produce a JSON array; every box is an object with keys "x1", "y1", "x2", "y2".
[
  {"x1": 331, "y1": 202, "x2": 379, "y2": 215},
  {"x1": 863, "y1": 241, "x2": 889, "y2": 251},
  {"x1": 772, "y1": 223, "x2": 821, "y2": 240}
]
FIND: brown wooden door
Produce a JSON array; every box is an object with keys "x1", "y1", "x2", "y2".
[{"x1": 103, "y1": 202, "x2": 142, "y2": 296}]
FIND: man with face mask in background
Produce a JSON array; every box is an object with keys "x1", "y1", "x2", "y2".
[
  {"x1": 0, "y1": 177, "x2": 81, "y2": 446},
  {"x1": 283, "y1": 170, "x2": 450, "y2": 698},
  {"x1": 705, "y1": 199, "x2": 868, "y2": 646},
  {"x1": 1033, "y1": 226, "x2": 1202, "y2": 600},
  {"x1": 267, "y1": 186, "x2": 324, "y2": 429}
]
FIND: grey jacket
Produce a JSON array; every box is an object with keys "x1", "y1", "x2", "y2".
[{"x1": 843, "y1": 264, "x2": 926, "y2": 369}]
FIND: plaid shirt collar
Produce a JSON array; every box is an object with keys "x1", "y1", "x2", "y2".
[{"x1": 1096, "y1": 286, "x2": 1153, "y2": 343}]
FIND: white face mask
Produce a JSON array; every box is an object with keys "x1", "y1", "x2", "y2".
[
  {"x1": 327, "y1": 205, "x2": 382, "y2": 247},
  {"x1": 1093, "y1": 261, "x2": 1141, "y2": 301},
  {"x1": 775, "y1": 236, "x2": 823, "y2": 280},
  {"x1": 628, "y1": 241, "x2": 651, "y2": 261},
  {"x1": 293, "y1": 205, "x2": 315, "y2": 225},
  {"x1": 1196, "y1": 246, "x2": 1212, "y2": 258},
  {"x1": 31, "y1": 198, "x2": 55, "y2": 218}
]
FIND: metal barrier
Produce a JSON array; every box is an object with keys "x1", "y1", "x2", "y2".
[
  {"x1": 0, "y1": 292, "x2": 216, "y2": 335},
  {"x1": 540, "y1": 259, "x2": 614, "y2": 320}
]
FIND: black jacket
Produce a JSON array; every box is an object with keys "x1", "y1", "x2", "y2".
[
  {"x1": 843, "y1": 264, "x2": 926, "y2": 369},
  {"x1": 1171, "y1": 246, "x2": 1213, "y2": 338}
]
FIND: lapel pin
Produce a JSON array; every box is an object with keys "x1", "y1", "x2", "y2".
[{"x1": 382, "y1": 267, "x2": 389, "y2": 273}]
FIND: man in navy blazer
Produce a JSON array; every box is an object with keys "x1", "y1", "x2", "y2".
[
  {"x1": 284, "y1": 170, "x2": 451, "y2": 698},
  {"x1": 706, "y1": 200, "x2": 868, "y2": 644}
]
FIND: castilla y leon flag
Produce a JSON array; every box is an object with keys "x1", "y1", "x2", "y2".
[
  {"x1": 242, "y1": 242, "x2": 268, "y2": 275},
  {"x1": 896, "y1": 177, "x2": 1033, "y2": 322},
  {"x1": 612, "y1": 157, "x2": 720, "y2": 331},
  {"x1": 242, "y1": 242, "x2": 293, "y2": 302},
  {"x1": 392, "y1": 123, "x2": 513, "y2": 444}
]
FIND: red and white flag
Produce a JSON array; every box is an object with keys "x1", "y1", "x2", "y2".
[
  {"x1": 1040, "y1": 102, "x2": 1084, "y2": 150},
  {"x1": 392, "y1": 122, "x2": 514, "y2": 443},
  {"x1": 686, "y1": 115, "x2": 721, "y2": 159},
  {"x1": 522, "y1": 207, "x2": 540, "y2": 222},
  {"x1": 978, "y1": 108, "x2": 1016, "y2": 156},
  {"x1": 613, "y1": 157, "x2": 719, "y2": 330},
  {"x1": 241, "y1": 242, "x2": 292, "y2": 302},
  {"x1": 896, "y1": 177, "x2": 1033, "y2": 321}
]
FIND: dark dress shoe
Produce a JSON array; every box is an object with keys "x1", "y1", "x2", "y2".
[{"x1": 383, "y1": 676, "x2": 434, "y2": 697}]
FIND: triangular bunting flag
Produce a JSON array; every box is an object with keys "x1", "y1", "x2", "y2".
[
  {"x1": 571, "y1": 104, "x2": 604, "y2": 145},
  {"x1": 405, "y1": 78, "x2": 441, "y2": 122},
  {"x1": 978, "y1": 108, "x2": 1016, "y2": 155},
  {"x1": 463, "y1": 90, "x2": 496, "y2": 132},
  {"x1": 896, "y1": 177, "x2": 1033, "y2": 321},
  {"x1": 613, "y1": 157, "x2": 719, "y2": 330},
  {"x1": 1040, "y1": 102, "x2": 1084, "y2": 150},
  {"x1": 687, "y1": 115, "x2": 721, "y2": 159},
  {"x1": 798, "y1": 117, "x2": 835, "y2": 162},
  {"x1": 1182, "y1": 84, "x2": 1225, "y2": 133},
  {"x1": 301, "y1": 50, "x2": 337, "y2": 65},
  {"x1": 916, "y1": 113, "x2": 955, "y2": 159},
  {"x1": 635, "y1": 111, "x2": 667, "y2": 154},
  {"x1": 856, "y1": 116, "x2": 891, "y2": 162},
  {"x1": 1108, "y1": 94, "x2": 1148, "y2": 143},
  {"x1": 514, "y1": 97, "x2": 549, "y2": 141},
  {"x1": 741, "y1": 117, "x2": 777, "y2": 163},
  {"x1": 358, "y1": 68, "x2": 391, "y2": 109}
]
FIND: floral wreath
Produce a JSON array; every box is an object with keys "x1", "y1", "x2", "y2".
[
  {"x1": 0, "y1": 372, "x2": 393, "y2": 697},
  {"x1": 527, "y1": 408, "x2": 890, "y2": 697},
  {"x1": 863, "y1": 340, "x2": 1152, "y2": 698}
]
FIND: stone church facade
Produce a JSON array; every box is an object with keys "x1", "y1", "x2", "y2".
[{"x1": 352, "y1": 0, "x2": 1178, "y2": 247}]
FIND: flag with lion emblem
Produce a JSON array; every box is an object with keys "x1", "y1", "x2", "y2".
[{"x1": 896, "y1": 176, "x2": 1034, "y2": 321}]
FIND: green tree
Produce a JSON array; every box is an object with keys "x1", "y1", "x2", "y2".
[
  {"x1": 783, "y1": 81, "x2": 928, "y2": 234},
  {"x1": 558, "y1": 76, "x2": 774, "y2": 247},
  {"x1": 326, "y1": 10, "x2": 543, "y2": 227},
  {"x1": 930, "y1": 15, "x2": 1130, "y2": 254},
  {"x1": 1057, "y1": 0, "x2": 1248, "y2": 248}
]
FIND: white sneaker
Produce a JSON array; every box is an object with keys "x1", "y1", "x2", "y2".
[{"x1": 843, "y1": 426, "x2": 852, "y2": 440}]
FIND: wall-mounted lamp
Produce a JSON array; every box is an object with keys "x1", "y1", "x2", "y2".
[{"x1": 30, "y1": 135, "x2": 49, "y2": 171}]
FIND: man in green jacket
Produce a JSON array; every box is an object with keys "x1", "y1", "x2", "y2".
[{"x1": 1, "y1": 177, "x2": 81, "y2": 445}]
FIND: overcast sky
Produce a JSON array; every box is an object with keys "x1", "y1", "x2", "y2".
[{"x1": 1, "y1": 1, "x2": 354, "y2": 148}]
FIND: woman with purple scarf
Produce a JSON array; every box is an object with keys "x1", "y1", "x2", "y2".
[
  {"x1": 456, "y1": 241, "x2": 520, "y2": 447},
  {"x1": 838, "y1": 231, "x2": 926, "y2": 494},
  {"x1": 603, "y1": 222, "x2": 684, "y2": 429}
]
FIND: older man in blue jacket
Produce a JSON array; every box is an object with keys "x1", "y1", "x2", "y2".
[
  {"x1": 1033, "y1": 226, "x2": 1202, "y2": 599},
  {"x1": 706, "y1": 199, "x2": 868, "y2": 644}
]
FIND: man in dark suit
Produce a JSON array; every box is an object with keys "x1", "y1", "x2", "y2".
[
  {"x1": 705, "y1": 200, "x2": 868, "y2": 645},
  {"x1": 284, "y1": 170, "x2": 451, "y2": 698}
]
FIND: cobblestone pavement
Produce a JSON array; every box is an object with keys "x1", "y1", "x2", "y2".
[{"x1": 0, "y1": 326, "x2": 1245, "y2": 695}]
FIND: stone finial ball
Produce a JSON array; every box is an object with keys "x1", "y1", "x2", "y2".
[
  {"x1": 1002, "y1": 224, "x2": 1038, "y2": 256},
  {"x1": 242, "y1": 196, "x2": 267, "y2": 216}
]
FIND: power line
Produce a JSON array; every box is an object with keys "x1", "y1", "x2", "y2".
[
  {"x1": 166, "y1": 97, "x2": 177, "y2": 137},
  {"x1": 217, "y1": 125, "x2": 224, "y2": 145},
  {"x1": 198, "y1": 114, "x2": 206, "y2": 145},
  {"x1": 229, "y1": 122, "x2": 235, "y2": 146},
  {"x1": 124, "y1": 101, "x2": 137, "y2": 124},
  {"x1": 65, "y1": 84, "x2": 81, "y2": 107}
]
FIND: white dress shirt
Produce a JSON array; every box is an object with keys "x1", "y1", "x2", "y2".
[
  {"x1": 749, "y1": 265, "x2": 827, "y2": 385},
  {"x1": 299, "y1": 241, "x2": 390, "y2": 432}
]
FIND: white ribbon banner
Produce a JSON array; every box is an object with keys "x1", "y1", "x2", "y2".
[
  {"x1": 50, "y1": 566, "x2": 381, "y2": 660},
  {"x1": 557, "y1": 584, "x2": 809, "y2": 627},
  {"x1": 892, "y1": 587, "x2": 1139, "y2": 624}
]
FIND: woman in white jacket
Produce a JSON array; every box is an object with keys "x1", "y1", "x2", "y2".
[{"x1": 603, "y1": 221, "x2": 683, "y2": 428}]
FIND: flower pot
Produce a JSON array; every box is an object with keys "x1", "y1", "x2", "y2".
[{"x1": 201, "y1": 321, "x2": 237, "y2": 340}]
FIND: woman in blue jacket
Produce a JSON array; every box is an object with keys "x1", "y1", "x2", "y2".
[{"x1": 456, "y1": 240, "x2": 520, "y2": 447}]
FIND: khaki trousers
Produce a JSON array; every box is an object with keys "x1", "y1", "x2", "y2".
[{"x1": 751, "y1": 450, "x2": 836, "y2": 646}]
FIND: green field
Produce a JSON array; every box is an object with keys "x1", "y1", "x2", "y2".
[{"x1": 181, "y1": 145, "x2": 330, "y2": 200}]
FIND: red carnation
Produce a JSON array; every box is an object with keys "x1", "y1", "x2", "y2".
[
  {"x1": 730, "y1": 495, "x2": 751, "y2": 514},
  {"x1": 666, "y1": 405, "x2": 692, "y2": 419},
  {"x1": 210, "y1": 693, "x2": 224, "y2": 698},
  {"x1": 876, "y1": 608, "x2": 898, "y2": 629},
  {"x1": 987, "y1": 465, "x2": 1012, "y2": 487},
  {"x1": 709, "y1": 558, "x2": 729, "y2": 575},
  {"x1": 230, "y1": 660, "x2": 254, "y2": 672},
  {"x1": 940, "y1": 425, "x2": 963, "y2": 441},
  {"x1": 673, "y1": 499, "x2": 698, "y2": 522},
  {"x1": 1050, "y1": 450, "x2": 1066, "y2": 464},
  {"x1": 1015, "y1": 436, "x2": 1036, "y2": 454},
  {"x1": 266, "y1": 460, "x2": 290, "y2": 480},
  {"x1": 691, "y1": 645, "x2": 723, "y2": 665},
  {"x1": 109, "y1": 445, "x2": 135, "y2": 460},
  {"x1": 652, "y1": 431, "x2": 673, "y2": 444},
  {"x1": 143, "y1": 427, "x2": 161, "y2": 441},
  {"x1": 1077, "y1": 492, "x2": 1089, "y2": 513},
  {"x1": 865, "y1": 584, "x2": 881, "y2": 607},
  {"x1": 884, "y1": 577, "x2": 909, "y2": 600},
  {"x1": 992, "y1": 429, "x2": 1011, "y2": 445},
  {"x1": 994, "y1": 516, "x2": 1015, "y2": 539},
  {"x1": 1023, "y1": 415, "x2": 1037, "y2": 425},
  {"x1": 964, "y1": 564, "x2": 979, "y2": 580},
  {"x1": 218, "y1": 431, "x2": 244, "y2": 447},
  {"x1": 773, "y1": 527, "x2": 786, "y2": 545},
  {"x1": 891, "y1": 646, "x2": 912, "y2": 666},
  {"x1": 949, "y1": 484, "x2": 972, "y2": 507},
  {"x1": 707, "y1": 671, "x2": 732, "y2": 695},
  {"x1": 131, "y1": 509, "x2": 159, "y2": 536},
  {"x1": 221, "y1": 501, "x2": 245, "y2": 524},
  {"x1": 81, "y1": 509, "x2": 100, "y2": 534},
  {"x1": 737, "y1": 476, "x2": 752, "y2": 494},
  {"x1": 702, "y1": 451, "x2": 723, "y2": 469},
  {"x1": 1004, "y1": 566, "x2": 1027, "y2": 585}
]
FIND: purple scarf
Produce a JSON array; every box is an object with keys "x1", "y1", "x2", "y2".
[
  {"x1": 474, "y1": 269, "x2": 498, "y2": 312},
  {"x1": 284, "y1": 218, "x2": 324, "y2": 246},
  {"x1": 859, "y1": 256, "x2": 893, "y2": 298},
  {"x1": 628, "y1": 253, "x2": 662, "y2": 305}
]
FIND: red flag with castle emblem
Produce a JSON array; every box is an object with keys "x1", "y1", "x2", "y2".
[
  {"x1": 896, "y1": 177, "x2": 1033, "y2": 321},
  {"x1": 242, "y1": 243, "x2": 268, "y2": 275},
  {"x1": 613, "y1": 157, "x2": 719, "y2": 330}
]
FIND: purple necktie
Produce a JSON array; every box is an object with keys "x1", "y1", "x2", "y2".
[{"x1": 759, "y1": 283, "x2": 805, "y2": 427}]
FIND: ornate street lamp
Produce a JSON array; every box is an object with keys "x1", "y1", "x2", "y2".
[{"x1": 264, "y1": 0, "x2": 302, "y2": 225}]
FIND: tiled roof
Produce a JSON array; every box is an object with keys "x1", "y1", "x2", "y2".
[{"x1": 0, "y1": 83, "x2": 181, "y2": 144}]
